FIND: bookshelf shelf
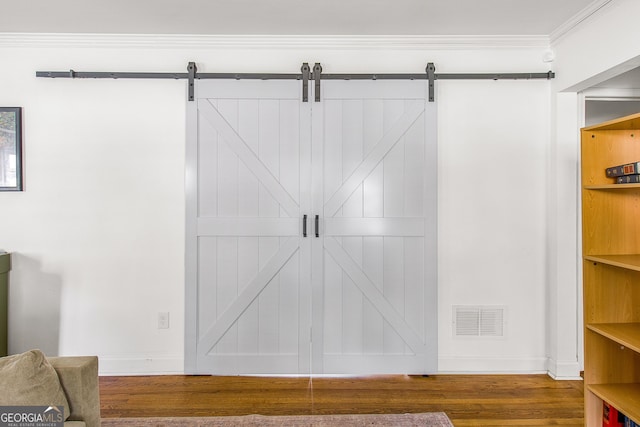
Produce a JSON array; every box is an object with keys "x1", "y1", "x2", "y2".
[
  {"x1": 585, "y1": 183, "x2": 640, "y2": 190},
  {"x1": 588, "y1": 383, "x2": 640, "y2": 425},
  {"x1": 584, "y1": 254, "x2": 640, "y2": 272},
  {"x1": 581, "y1": 112, "x2": 640, "y2": 427},
  {"x1": 587, "y1": 323, "x2": 640, "y2": 354}
]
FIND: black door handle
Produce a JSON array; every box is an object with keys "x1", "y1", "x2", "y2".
[
  {"x1": 303, "y1": 215, "x2": 307, "y2": 238},
  {"x1": 315, "y1": 215, "x2": 319, "y2": 238}
]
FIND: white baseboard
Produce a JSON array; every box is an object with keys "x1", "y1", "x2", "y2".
[
  {"x1": 97, "y1": 355, "x2": 577, "y2": 377},
  {"x1": 437, "y1": 356, "x2": 548, "y2": 374},
  {"x1": 99, "y1": 356, "x2": 184, "y2": 376},
  {"x1": 546, "y1": 358, "x2": 582, "y2": 380}
]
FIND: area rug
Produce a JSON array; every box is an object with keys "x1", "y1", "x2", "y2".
[{"x1": 101, "y1": 412, "x2": 454, "y2": 426}]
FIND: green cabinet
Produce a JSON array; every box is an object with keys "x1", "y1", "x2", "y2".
[{"x1": 0, "y1": 252, "x2": 10, "y2": 357}]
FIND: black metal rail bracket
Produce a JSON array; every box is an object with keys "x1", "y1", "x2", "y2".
[
  {"x1": 313, "y1": 63, "x2": 322, "y2": 102},
  {"x1": 426, "y1": 62, "x2": 436, "y2": 102},
  {"x1": 301, "y1": 63, "x2": 311, "y2": 103},
  {"x1": 187, "y1": 62, "x2": 197, "y2": 101}
]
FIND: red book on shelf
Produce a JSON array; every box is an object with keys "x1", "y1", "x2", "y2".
[{"x1": 604, "y1": 401, "x2": 624, "y2": 427}]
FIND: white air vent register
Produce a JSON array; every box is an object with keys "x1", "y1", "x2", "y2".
[{"x1": 453, "y1": 306, "x2": 506, "y2": 337}]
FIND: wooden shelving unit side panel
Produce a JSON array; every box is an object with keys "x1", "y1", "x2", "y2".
[
  {"x1": 585, "y1": 391, "x2": 602, "y2": 427},
  {"x1": 583, "y1": 263, "x2": 640, "y2": 324}
]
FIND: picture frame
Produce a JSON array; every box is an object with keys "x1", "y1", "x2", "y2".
[{"x1": 0, "y1": 107, "x2": 23, "y2": 191}]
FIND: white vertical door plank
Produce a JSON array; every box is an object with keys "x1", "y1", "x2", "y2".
[
  {"x1": 279, "y1": 251, "x2": 299, "y2": 355},
  {"x1": 298, "y1": 99, "x2": 312, "y2": 374},
  {"x1": 216, "y1": 236, "x2": 239, "y2": 354},
  {"x1": 363, "y1": 236, "x2": 384, "y2": 353},
  {"x1": 185, "y1": 97, "x2": 199, "y2": 373},
  {"x1": 323, "y1": 100, "x2": 344, "y2": 212},
  {"x1": 382, "y1": 100, "x2": 406, "y2": 354},
  {"x1": 237, "y1": 99, "x2": 260, "y2": 354},
  {"x1": 382, "y1": 100, "x2": 405, "y2": 217},
  {"x1": 259, "y1": 99, "x2": 282, "y2": 355},
  {"x1": 238, "y1": 100, "x2": 260, "y2": 218},
  {"x1": 342, "y1": 252, "x2": 363, "y2": 355},
  {"x1": 403, "y1": 100, "x2": 425, "y2": 218},
  {"x1": 342, "y1": 100, "x2": 364, "y2": 185},
  {"x1": 363, "y1": 99, "x2": 384, "y2": 219},
  {"x1": 216, "y1": 100, "x2": 239, "y2": 218},
  {"x1": 362, "y1": 99, "x2": 385, "y2": 355},
  {"x1": 323, "y1": 253, "x2": 343, "y2": 355},
  {"x1": 279, "y1": 99, "x2": 301, "y2": 356},
  {"x1": 383, "y1": 236, "x2": 405, "y2": 354},
  {"x1": 310, "y1": 86, "x2": 326, "y2": 374},
  {"x1": 404, "y1": 237, "x2": 425, "y2": 338},
  {"x1": 215, "y1": 99, "x2": 240, "y2": 355},
  {"x1": 198, "y1": 237, "x2": 218, "y2": 341},
  {"x1": 197, "y1": 99, "x2": 219, "y2": 217},
  {"x1": 341, "y1": 100, "x2": 364, "y2": 355},
  {"x1": 237, "y1": 237, "x2": 258, "y2": 321},
  {"x1": 423, "y1": 101, "x2": 439, "y2": 372},
  {"x1": 321, "y1": 99, "x2": 344, "y2": 359},
  {"x1": 280, "y1": 100, "x2": 301, "y2": 208},
  {"x1": 402, "y1": 101, "x2": 426, "y2": 341}
]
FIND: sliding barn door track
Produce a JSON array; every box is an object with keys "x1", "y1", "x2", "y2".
[{"x1": 36, "y1": 61, "x2": 555, "y2": 103}]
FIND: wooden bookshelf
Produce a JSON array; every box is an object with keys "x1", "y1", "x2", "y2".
[{"x1": 581, "y1": 112, "x2": 640, "y2": 426}]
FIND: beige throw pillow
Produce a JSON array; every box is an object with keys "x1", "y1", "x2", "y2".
[{"x1": 0, "y1": 349, "x2": 70, "y2": 420}]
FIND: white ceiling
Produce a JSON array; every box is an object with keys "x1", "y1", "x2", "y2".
[{"x1": 0, "y1": 0, "x2": 600, "y2": 36}]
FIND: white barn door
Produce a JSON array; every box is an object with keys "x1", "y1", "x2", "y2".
[
  {"x1": 311, "y1": 81, "x2": 437, "y2": 374},
  {"x1": 186, "y1": 78, "x2": 436, "y2": 375},
  {"x1": 185, "y1": 80, "x2": 312, "y2": 374}
]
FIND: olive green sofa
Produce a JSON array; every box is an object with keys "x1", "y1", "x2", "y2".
[{"x1": 0, "y1": 350, "x2": 100, "y2": 427}]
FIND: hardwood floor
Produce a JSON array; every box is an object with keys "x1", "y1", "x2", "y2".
[{"x1": 100, "y1": 374, "x2": 584, "y2": 426}]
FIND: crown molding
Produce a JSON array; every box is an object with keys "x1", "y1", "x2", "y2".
[
  {"x1": 0, "y1": 33, "x2": 550, "y2": 50},
  {"x1": 550, "y1": 0, "x2": 614, "y2": 44}
]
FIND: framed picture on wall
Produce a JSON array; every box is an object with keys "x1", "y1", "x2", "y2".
[{"x1": 0, "y1": 107, "x2": 23, "y2": 191}]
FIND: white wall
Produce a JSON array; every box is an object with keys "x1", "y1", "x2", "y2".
[
  {"x1": 0, "y1": 36, "x2": 553, "y2": 374},
  {"x1": 546, "y1": 0, "x2": 640, "y2": 378},
  {"x1": 553, "y1": 0, "x2": 640, "y2": 93},
  {"x1": 437, "y1": 79, "x2": 549, "y2": 372}
]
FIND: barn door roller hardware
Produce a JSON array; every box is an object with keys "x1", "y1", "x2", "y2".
[
  {"x1": 187, "y1": 62, "x2": 197, "y2": 101},
  {"x1": 301, "y1": 63, "x2": 311, "y2": 102},
  {"x1": 313, "y1": 63, "x2": 322, "y2": 102},
  {"x1": 36, "y1": 61, "x2": 555, "y2": 103},
  {"x1": 426, "y1": 62, "x2": 436, "y2": 102}
]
